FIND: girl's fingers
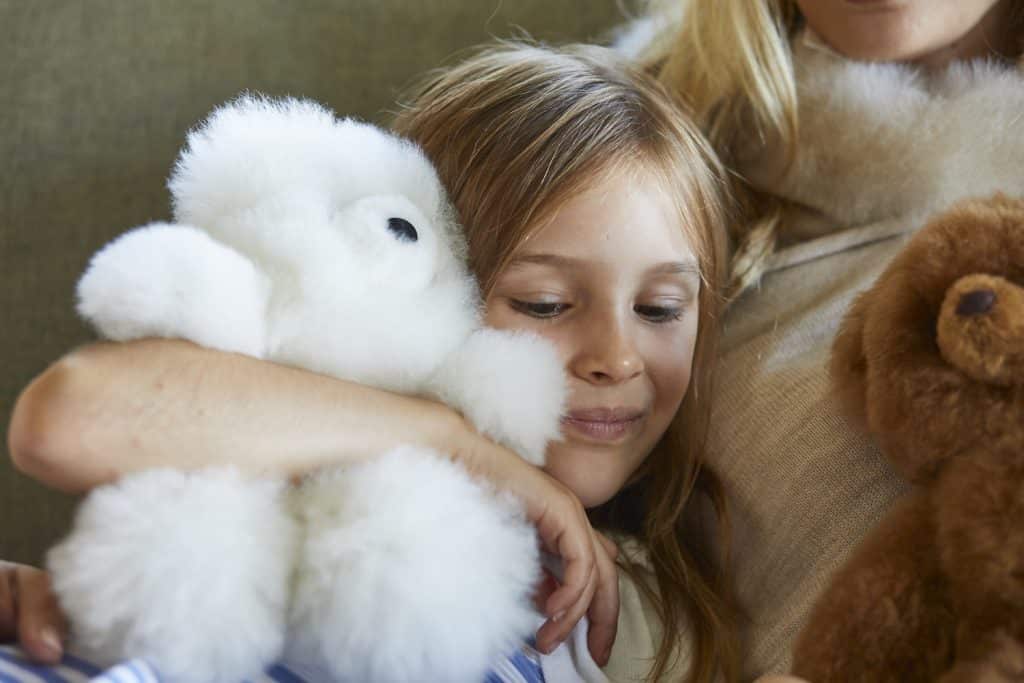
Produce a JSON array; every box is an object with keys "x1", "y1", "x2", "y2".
[
  {"x1": 531, "y1": 497, "x2": 598, "y2": 654},
  {"x1": 531, "y1": 569, "x2": 560, "y2": 612},
  {"x1": 585, "y1": 533, "x2": 619, "y2": 666},
  {"x1": 14, "y1": 566, "x2": 65, "y2": 664},
  {"x1": 533, "y1": 498, "x2": 588, "y2": 619},
  {"x1": 595, "y1": 531, "x2": 618, "y2": 560},
  {"x1": 536, "y1": 563, "x2": 597, "y2": 654}
]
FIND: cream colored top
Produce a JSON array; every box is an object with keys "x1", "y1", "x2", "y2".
[{"x1": 602, "y1": 542, "x2": 685, "y2": 683}]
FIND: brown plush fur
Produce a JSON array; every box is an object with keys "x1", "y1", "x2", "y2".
[{"x1": 791, "y1": 194, "x2": 1024, "y2": 682}]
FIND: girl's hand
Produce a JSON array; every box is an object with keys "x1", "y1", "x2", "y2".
[
  {"x1": 0, "y1": 561, "x2": 67, "y2": 663},
  {"x1": 456, "y1": 428, "x2": 620, "y2": 666}
]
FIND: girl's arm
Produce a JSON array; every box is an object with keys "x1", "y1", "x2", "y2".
[
  {"x1": 6, "y1": 339, "x2": 618, "y2": 662},
  {"x1": 8, "y1": 339, "x2": 466, "y2": 491}
]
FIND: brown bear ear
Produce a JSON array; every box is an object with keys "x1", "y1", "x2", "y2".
[{"x1": 829, "y1": 289, "x2": 871, "y2": 427}]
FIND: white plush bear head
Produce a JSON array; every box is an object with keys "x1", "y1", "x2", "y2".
[
  {"x1": 132, "y1": 96, "x2": 482, "y2": 393},
  {"x1": 170, "y1": 96, "x2": 466, "y2": 293}
]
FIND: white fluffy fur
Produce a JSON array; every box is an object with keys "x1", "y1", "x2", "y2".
[
  {"x1": 737, "y1": 42, "x2": 1024, "y2": 240},
  {"x1": 56, "y1": 95, "x2": 564, "y2": 681},
  {"x1": 431, "y1": 328, "x2": 566, "y2": 465},
  {"x1": 76, "y1": 223, "x2": 270, "y2": 357},
  {"x1": 288, "y1": 447, "x2": 540, "y2": 683},
  {"x1": 47, "y1": 469, "x2": 295, "y2": 683}
]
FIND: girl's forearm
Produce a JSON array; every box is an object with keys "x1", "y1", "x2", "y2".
[
  {"x1": 6, "y1": 340, "x2": 621, "y2": 661},
  {"x1": 7, "y1": 339, "x2": 465, "y2": 493}
]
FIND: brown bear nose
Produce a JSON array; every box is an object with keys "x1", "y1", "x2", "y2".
[{"x1": 956, "y1": 289, "x2": 996, "y2": 317}]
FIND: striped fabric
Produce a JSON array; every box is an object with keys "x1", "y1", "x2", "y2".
[
  {"x1": 485, "y1": 645, "x2": 546, "y2": 683},
  {"x1": 0, "y1": 645, "x2": 544, "y2": 683}
]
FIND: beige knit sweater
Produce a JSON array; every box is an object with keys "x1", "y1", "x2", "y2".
[{"x1": 707, "y1": 35, "x2": 1024, "y2": 681}]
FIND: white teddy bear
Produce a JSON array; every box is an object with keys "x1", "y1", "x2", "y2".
[{"x1": 47, "y1": 96, "x2": 567, "y2": 683}]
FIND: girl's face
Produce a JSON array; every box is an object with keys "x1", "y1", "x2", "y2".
[
  {"x1": 796, "y1": 0, "x2": 1016, "y2": 66},
  {"x1": 485, "y1": 167, "x2": 700, "y2": 508}
]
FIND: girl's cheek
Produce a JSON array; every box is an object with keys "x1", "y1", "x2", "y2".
[{"x1": 643, "y1": 330, "x2": 696, "y2": 398}]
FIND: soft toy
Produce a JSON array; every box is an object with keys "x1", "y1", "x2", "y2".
[
  {"x1": 791, "y1": 194, "x2": 1024, "y2": 682},
  {"x1": 47, "y1": 96, "x2": 566, "y2": 683}
]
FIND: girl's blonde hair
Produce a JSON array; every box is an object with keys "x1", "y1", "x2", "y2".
[
  {"x1": 647, "y1": 0, "x2": 1024, "y2": 299},
  {"x1": 393, "y1": 42, "x2": 738, "y2": 683}
]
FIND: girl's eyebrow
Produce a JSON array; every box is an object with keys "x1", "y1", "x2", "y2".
[
  {"x1": 507, "y1": 253, "x2": 700, "y2": 277},
  {"x1": 647, "y1": 260, "x2": 700, "y2": 277},
  {"x1": 505, "y1": 253, "x2": 580, "y2": 270}
]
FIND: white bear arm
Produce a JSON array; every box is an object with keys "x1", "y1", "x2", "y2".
[
  {"x1": 429, "y1": 328, "x2": 566, "y2": 466},
  {"x1": 76, "y1": 223, "x2": 271, "y2": 358}
]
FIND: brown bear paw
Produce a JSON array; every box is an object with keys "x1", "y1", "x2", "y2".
[{"x1": 937, "y1": 274, "x2": 1024, "y2": 386}]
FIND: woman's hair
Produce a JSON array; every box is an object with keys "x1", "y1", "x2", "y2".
[
  {"x1": 393, "y1": 42, "x2": 738, "y2": 682},
  {"x1": 646, "y1": 0, "x2": 1024, "y2": 300},
  {"x1": 644, "y1": 0, "x2": 801, "y2": 301}
]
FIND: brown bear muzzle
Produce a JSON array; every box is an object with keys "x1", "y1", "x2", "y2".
[{"x1": 938, "y1": 275, "x2": 1024, "y2": 386}]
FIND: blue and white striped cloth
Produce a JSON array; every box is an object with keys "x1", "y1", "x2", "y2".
[{"x1": 0, "y1": 644, "x2": 545, "y2": 683}]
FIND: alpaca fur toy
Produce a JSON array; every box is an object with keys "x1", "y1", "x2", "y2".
[
  {"x1": 47, "y1": 96, "x2": 566, "y2": 683},
  {"x1": 791, "y1": 194, "x2": 1024, "y2": 682}
]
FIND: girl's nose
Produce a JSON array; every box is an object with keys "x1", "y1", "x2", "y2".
[{"x1": 570, "y1": 318, "x2": 644, "y2": 384}]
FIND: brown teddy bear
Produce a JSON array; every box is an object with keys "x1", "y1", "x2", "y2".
[{"x1": 790, "y1": 194, "x2": 1024, "y2": 683}]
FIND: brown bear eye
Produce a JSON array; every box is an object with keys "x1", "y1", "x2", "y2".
[{"x1": 387, "y1": 217, "x2": 418, "y2": 243}]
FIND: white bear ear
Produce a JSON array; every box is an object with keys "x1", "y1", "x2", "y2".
[{"x1": 169, "y1": 95, "x2": 341, "y2": 230}]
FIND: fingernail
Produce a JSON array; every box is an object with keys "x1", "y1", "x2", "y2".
[
  {"x1": 550, "y1": 610, "x2": 566, "y2": 622},
  {"x1": 39, "y1": 628, "x2": 62, "y2": 656}
]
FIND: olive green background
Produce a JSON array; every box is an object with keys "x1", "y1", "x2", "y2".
[{"x1": 1, "y1": 1, "x2": 629, "y2": 564}]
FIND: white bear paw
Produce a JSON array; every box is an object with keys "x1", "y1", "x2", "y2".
[
  {"x1": 431, "y1": 328, "x2": 566, "y2": 465},
  {"x1": 76, "y1": 223, "x2": 269, "y2": 357},
  {"x1": 48, "y1": 468, "x2": 295, "y2": 683},
  {"x1": 289, "y1": 446, "x2": 540, "y2": 683}
]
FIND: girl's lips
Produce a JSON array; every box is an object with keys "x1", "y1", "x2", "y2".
[{"x1": 561, "y1": 408, "x2": 645, "y2": 442}]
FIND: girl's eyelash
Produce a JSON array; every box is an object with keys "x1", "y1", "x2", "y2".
[
  {"x1": 508, "y1": 300, "x2": 570, "y2": 318},
  {"x1": 634, "y1": 304, "x2": 685, "y2": 323},
  {"x1": 508, "y1": 300, "x2": 688, "y2": 322}
]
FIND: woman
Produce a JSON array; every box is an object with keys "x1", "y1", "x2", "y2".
[{"x1": 620, "y1": 0, "x2": 1024, "y2": 677}]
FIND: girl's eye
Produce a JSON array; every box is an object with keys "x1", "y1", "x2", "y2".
[
  {"x1": 634, "y1": 304, "x2": 685, "y2": 323},
  {"x1": 509, "y1": 300, "x2": 570, "y2": 319}
]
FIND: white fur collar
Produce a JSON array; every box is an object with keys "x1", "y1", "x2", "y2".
[{"x1": 737, "y1": 39, "x2": 1024, "y2": 242}]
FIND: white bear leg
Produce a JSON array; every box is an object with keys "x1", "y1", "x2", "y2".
[
  {"x1": 430, "y1": 328, "x2": 566, "y2": 465},
  {"x1": 47, "y1": 468, "x2": 295, "y2": 683},
  {"x1": 76, "y1": 223, "x2": 270, "y2": 357},
  {"x1": 288, "y1": 446, "x2": 540, "y2": 683}
]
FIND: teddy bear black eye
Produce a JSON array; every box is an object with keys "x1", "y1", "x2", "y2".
[{"x1": 387, "y1": 217, "x2": 418, "y2": 243}]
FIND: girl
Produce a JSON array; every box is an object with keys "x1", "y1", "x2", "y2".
[
  {"x1": 6, "y1": 43, "x2": 738, "y2": 682},
  {"x1": 619, "y1": 0, "x2": 1024, "y2": 678}
]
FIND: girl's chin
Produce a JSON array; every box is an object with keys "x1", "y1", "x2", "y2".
[{"x1": 544, "y1": 455, "x2": 626, "y2": 509}]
